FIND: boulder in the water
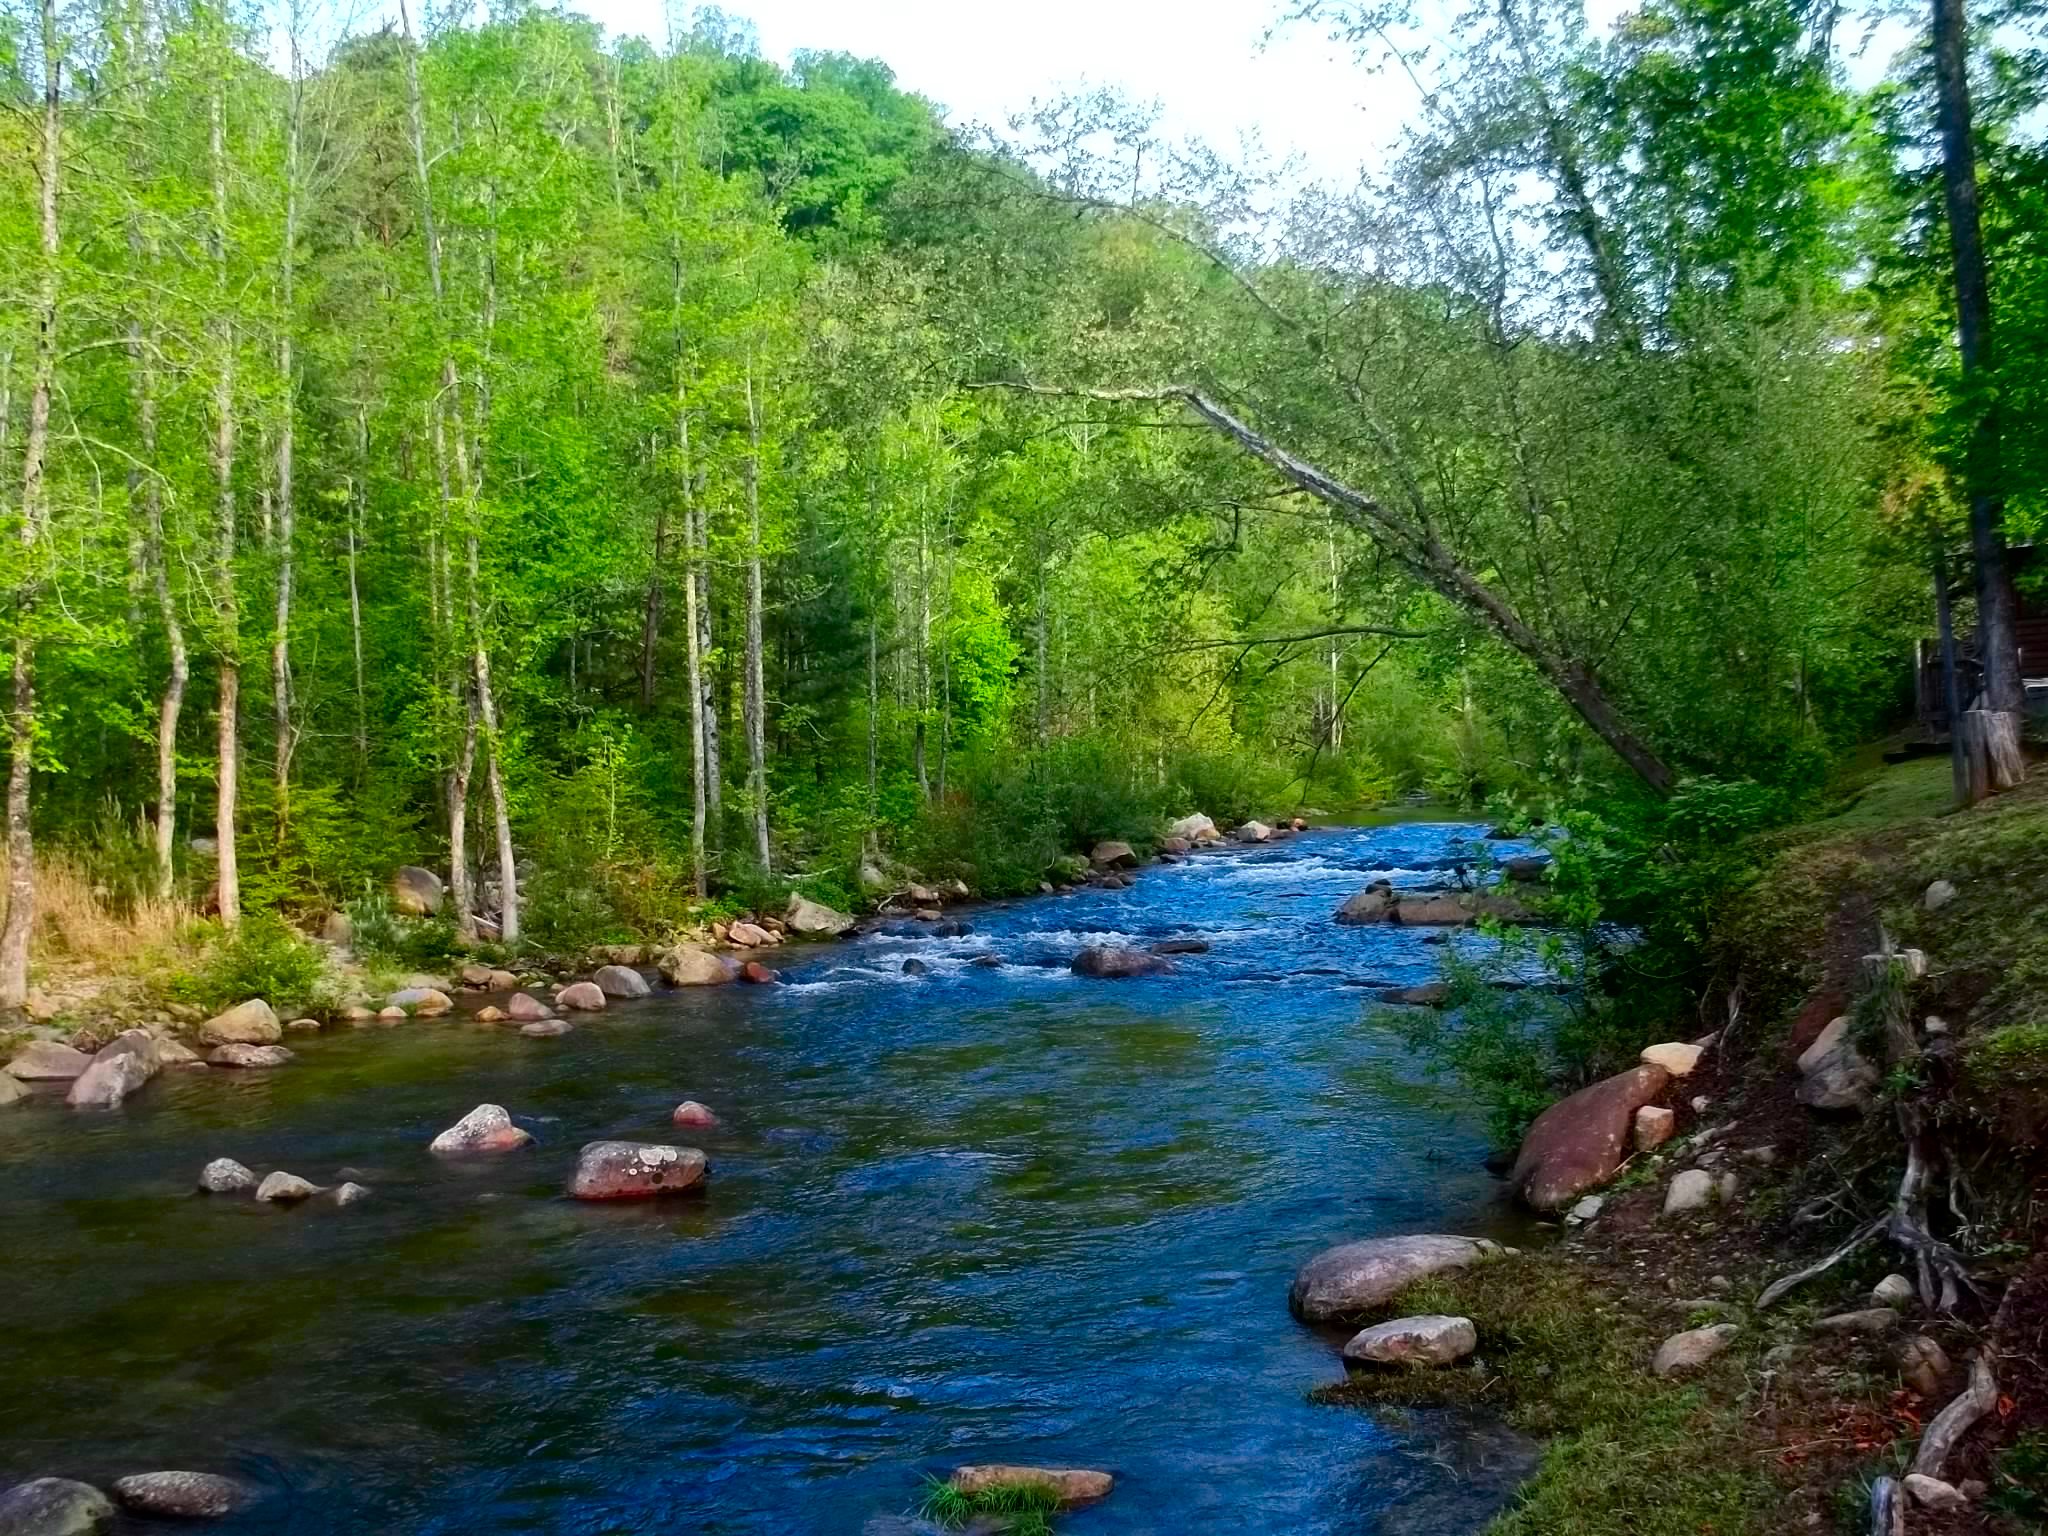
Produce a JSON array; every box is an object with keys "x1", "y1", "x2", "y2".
[
  {"x1": 506, "y1": 992, "x2": 552, "y2": 1022},
  {"x1": 0, "y1": 1477, "x2": 115, "y2": 1536},
  {"x1": 208, "y1": 1043, "x2": 294, "y2": 1068},
  {"x1": 1070, "y1": 946, "x2": 1173, "y2": 979},
  {"x1": 65, "y1": 1031, "x2": 161, "y2": 1109},
  {"x1": 254, "y1": 1171, "x2": 319, "y2": 1203},
  {"x1": 948, "y1": 1466, "x2": 1113, "y2": 1509},
  {"x1": 567, "y1": 1141, "x2": 708, "y2": 1201},
  {"x1": 429, "y1": 1103, "x2": 533, "y2": 1155},
  {"x1": 111, "y1": 1472, "x2": 256, "y2": 1520},
  {"x1": 555, "y1": 981, "x2": 607, "y2": 1012},
  {"x1": 388, "y1": 986, "x2": 453, "y2": 1016},
  {"x1": 592, "y1": 964, "x2": 650, "y2": 999},
  {"x1": 671, "y1": 1100, "x2": 718, "y2": 1128},
  {"x1": 520, "y1": 1020, "x2": 572, "y2": 1038},
  {"x1": 660, "y1": 945, "x2": 738, "y2": 986},
  {"x1": 196, "y1": 1157, "x2": 257, "y2": 1195},
  {"x1": 740, "y1": 962, "x2": 778, "y2": 984}
]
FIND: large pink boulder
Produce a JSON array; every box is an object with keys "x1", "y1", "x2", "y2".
[
  {"x1": 507, "y1": 991, "x2": 553, "y2": 1022},
  {"x1": 556, "y1": 981, "x2": 607, "y2": 1012},
  {"x1": 567, "y1": 1141, "x2": 707, "y2": 1200},
  {"x1": 1508, "y1": 1064, "x2": 1672, "y2": 1212}
]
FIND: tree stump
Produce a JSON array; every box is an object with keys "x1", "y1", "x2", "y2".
[{"x1": 1955, "y1": 709, "x2": 2024, "y2": 805}]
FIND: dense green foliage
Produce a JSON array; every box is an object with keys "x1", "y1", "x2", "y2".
[{"x1": 0, "y1": 0, "x2": 2038, "y2": 961}]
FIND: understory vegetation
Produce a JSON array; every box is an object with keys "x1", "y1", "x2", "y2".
[{"x1": 5, "y1": 0, "x2": 2041, "y2": 1006}]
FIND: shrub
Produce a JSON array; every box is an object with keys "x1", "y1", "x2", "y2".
[{"x1": 166, "y1": 911, "x2": 330, "y2": 1015}]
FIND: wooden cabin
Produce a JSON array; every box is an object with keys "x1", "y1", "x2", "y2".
[{"x1": 1916, "y1": 543, "x2": 2048, "y2": 735}]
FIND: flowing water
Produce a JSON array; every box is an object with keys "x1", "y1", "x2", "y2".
[{"x1": 0, "y1": 821, "x2": 1545, "y2": 1535}]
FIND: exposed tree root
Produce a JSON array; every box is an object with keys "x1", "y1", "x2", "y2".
[{"x1": 1910, "y1": 1351, "x2": 1999, "y2": 1479}]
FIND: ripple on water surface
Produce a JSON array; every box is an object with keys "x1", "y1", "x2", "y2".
[{"x1": 0, "y1": 820, "x2": 1543, "y2": 1534}]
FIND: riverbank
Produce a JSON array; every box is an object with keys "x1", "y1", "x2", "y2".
[{"x1": 1303, "y1": 756, "x2": 2048, "y2": 1536}]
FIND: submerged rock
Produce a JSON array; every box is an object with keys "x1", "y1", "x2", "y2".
[
  {"x1": 1508, "y1": 1064, "x2": 1671, "y2": 1212},
  {"x1": 1289, "y1": 1234, "x2": 1506, "y2": 1322},
  {"x1": 0, "y1": 1072, "x2": 24, "y2": 1108},
  {"x1": 1378, "y1": 982, "x2": 1449, "y2": 1007},
  {"x1": 111, "y1": 1472, "x2": 256, "y2": 1520},
  {"x1": 567, "y1": 1140, "x2": 707, "y2": 1200},
  {"x1": 1342, "y1": 1313, "x2": 1478, "y2": 1368},
  {"x1": 208, "y1": 1043, "x2": 294, "y2": 1069},
  {"x1": 198, "y1": 998, "x2": 281, "y2": 1046},
  {"x1": 519, "y1": 1020, "x2": 572, "y2": 1038},
  {"x1": 1070, "y1": 946, "x2": 1174, "y2": 979},
  {"x1": 332, "y1": 1182, "x2": 373, "y2": 1207},
  {"x1": 949, "y1": 1466, "x2": 1113, "y2": 1508},
  {"x1": 592, "y1": 964, "x2": 650, "y2": 999},
  {"x1": 1150, "y1": 939, "x2": 1210, "y2": 956},
  {"x1": 555, "y1": 982, "x2": 607, "y2": 1012},
  {"x1": 196, "y1": 1158, "x2": 257, "y2": 1195},
  {"x1": 740, "y1": 962, "x2": 779, "y2": 985},
  {"x1": 0, "y1": 1477, "x2": 115, "y2": 1536},
  {"x1": 901, "y1": 959, "x2": 929, "y2": 977},
  {"x1": 671, "y1": 1101, "x2": 718, "y2": 1128},
  {"x1": 506, "y1": 992, "x2": 553, "y2": 1022},
  {"x1": 430, "y1": 1104, "x2": 534, "y2": 1155}
]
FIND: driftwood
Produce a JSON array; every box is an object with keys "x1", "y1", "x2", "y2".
[
  {"x1": 1869, "y1": 1476, "x2": 1904, "y2": 1536},
  {"x1": 1911, "y1": 1351, "x2": 1999, "y2": 1479}
]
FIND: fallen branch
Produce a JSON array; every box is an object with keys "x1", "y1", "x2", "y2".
[
  {"x1": 1909, "y1": 1351, "x2": 1998, "y2": 1479},
  {"x1": 1868, "y1": 1476, "x2": 1903, "y2": 1536}
]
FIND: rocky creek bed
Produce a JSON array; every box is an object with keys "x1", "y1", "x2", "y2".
[{"x1": 0, "y1": 820, "x2": 1551, "y2": 1536}]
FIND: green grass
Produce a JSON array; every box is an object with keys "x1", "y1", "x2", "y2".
[
  {"x1": 1812, "y1": 755, "x2": 1957, "y2": 833},
  {"x1": 916, "y1": 1476, "x2": 1061, "y2": 1536},
  {"x1": 1311, "y1": 1254, "x2": 1779, "y2": 1536}
]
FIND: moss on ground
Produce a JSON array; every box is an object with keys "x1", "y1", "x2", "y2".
[{"x1": 1311, "y1": 1254, "x2": 1779, "y2": 1536}]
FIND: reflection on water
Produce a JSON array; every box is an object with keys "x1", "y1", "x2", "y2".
[{"x1": 0, "y1": 822, "x2": 1541, "y2": 1534}]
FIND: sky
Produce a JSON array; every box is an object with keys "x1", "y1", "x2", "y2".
[
  {"x1": 588, "y1": 0, "x2": 1474, "y2": 187},
  {"x1": 570, "y1": 0, "x2": 1915, "y2": 189}
]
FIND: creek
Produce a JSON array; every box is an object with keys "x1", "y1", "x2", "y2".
[{"x1": 0, "y1": 821, "x2": 1543, "y2": 1534}]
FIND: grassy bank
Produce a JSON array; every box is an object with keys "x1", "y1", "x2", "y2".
[{"x1": 1324, "y1": 755, "x2": 2048, "y2": 1536}]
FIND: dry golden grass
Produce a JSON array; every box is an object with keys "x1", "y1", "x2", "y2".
[{"x1": 0, "y1": 853, "x2": 190, "y2": 966}]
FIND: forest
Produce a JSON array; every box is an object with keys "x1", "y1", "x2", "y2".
[{"x1": 1, "y1": 0, "x2": 2043, "y2": 996}]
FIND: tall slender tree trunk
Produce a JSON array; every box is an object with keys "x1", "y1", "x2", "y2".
[
  {"x1": 208, "y1": 66, "x2": 241, "y2": 927},
  {"x1": 639, "y1": 495, "x2": 666, "y2": 712},
  {"x1": 347, "y1": 407, "x2": 369, "y2": 782},
  {"x1": 1035, "y1": 553, "x2": 1050, "y2": 743},
  {"x1": 0, "y1": 0, "x2": 61, "y2": 1008},
  {"x1": 742, "y1": 359, "x2": 770, "y2": 872},
  {"x1": 681, "y1": 476, "x2": 707, "y2": 895},
  {"x1": 913, "y1": 489, "x2": 930, "y2": 797},
  {"x1": 271, "y1": 29, "x2": 302, "y2": 853},
  {"x1": 466, "y1": 219, "x2": 516, "y2": 943},
  {"x1": 697, "y1": 513, "x2": 721, "y2": 842},
  {"x1": 1933, "y1": 0, "x2": 2027, "y2": 800}
]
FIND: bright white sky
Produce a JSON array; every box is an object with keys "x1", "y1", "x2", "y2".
[
  {"x1": 574, "y1": 0, "x2": 1912, "y2": 187},
  {"x1": 587, "y1": 0, "x2": 1497, "y2": 186}
]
